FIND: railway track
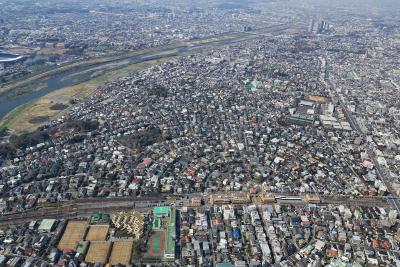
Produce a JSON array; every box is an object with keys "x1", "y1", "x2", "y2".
[
  {"x1": 0, "y1": 193, "x2": 390, "y2": 225},
  {"x1": 0, "y1": 197, "x2": 168, "y2": 225}
]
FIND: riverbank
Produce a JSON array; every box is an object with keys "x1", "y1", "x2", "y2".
[
  {"x1": 0, "y1": 24, "x2": 295, "y2": 133},
  {"x1": 0, "y1": 52, "x2": 23, "y2": 63},
  {"x1": 0, "y1": 57, "x2": 173, "y2": 133},
  {"x1": 0, "y1": 43, "x2": 183, "y2": 95},
  {"x1": 0, "y1": 25, "x2": 281, "y2": 96}
]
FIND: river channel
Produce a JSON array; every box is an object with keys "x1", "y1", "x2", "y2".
[{"x1": 0, "y1": 24, "x2": 289, "y2": 120}]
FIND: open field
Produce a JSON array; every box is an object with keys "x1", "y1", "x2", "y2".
[
  {"x1": 0, "y1": 25, "x2": 278, "y2": 93},
  {"x1": 58, "y1": 220, "x2": 87, "y2": 251},
  {"x1": 85, "y1": 225, "x2": 109, "y2": 241},
  {"x1": 0, "y1": 57, "x2": 172, "y2": 133},
  {"x1": 0, "y1": 56, "x2": 114, "y2": 95},
  {"x1": 85, "y1": 242, "x2": 111, "y2": 264},
  {"x1": 0, "y1": 24, "x2": 295, "y2": 133},
  {"x1": 62, "y1": 59, "x2": 131, "y2": 81},
  {"x1": 0, "y1": 43, "x2": 182, "y2": 95},
  {"x1": 2, "y1": 45, "x2": 34, "y2": 55},
  {"x1": 307, "y1": 95, "x2": 329, "y2": 103},
  {"x1": 109, "y1": 241, "x2": 133, "y2": 266},
  {"x1": 147, "y1": 231, "x2": 165, "y2": 258},
  {"x1": 36, "y1": 43, "x2": 67, "y2": 55},
  {"x1": 0, "y1": 24, "x2": 290, "y2": 95}
]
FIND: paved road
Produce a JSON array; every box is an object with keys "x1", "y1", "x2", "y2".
[{"x1": 325, "y1": 59, "x2": 400, "y2": 214}]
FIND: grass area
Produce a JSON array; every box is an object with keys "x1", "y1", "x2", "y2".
[
  {"x1": 0, "y1": 28, "x2": 271, "y2": 95},
  {"x1": 62, "y1": 59, "x2": 131, "y2": 80},
  {"x1": 1, "y1": 24, "x2": 293, "y2": 95},
  {"x1": 147, "y1": 231, "x2": 165, "y2": 258},
  {"x1": 0, "y1": 58, "x2": 110, "y2": 95},
  {"x1": 0, "y1": 24, "x2": 294, "y2": 134},
  {"x1": 0, "y1": 57, "x2": 172, "y2": 134},
  {"x1": 4, "y1": 83, "x2": 47, "y2": 100},
  {"x1": 0, "y1": 44, "x2": 182, "y2": 95},
  {"x1": 188, "y1": 33, "x2": 237, "y2": 45}
]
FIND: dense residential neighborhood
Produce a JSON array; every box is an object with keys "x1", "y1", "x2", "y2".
[{"x1": 0, "y1": 0, "x2": 399, "y2": 266}]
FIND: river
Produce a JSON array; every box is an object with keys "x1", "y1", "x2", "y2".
[{"x1": 0, "y1": 24, "x2": 290, "y2": 120}]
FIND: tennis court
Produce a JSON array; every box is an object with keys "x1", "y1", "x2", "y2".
[
  {"x1": 109, "y1": 241, "x2": 133, "y2": 265},
  {"x1": 58, "y1": 220, "x2": 87, "y2": 251},
  {"x1": 85, "y1": 241, "x2": 111, "y2": 264},
  {"x1": 85, "y1": 224, "x2": 109, "y2": 241}
]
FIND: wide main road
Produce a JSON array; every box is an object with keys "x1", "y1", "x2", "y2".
[{"x1": 324, "y1": 58, "x2": 400, "y2": 214}]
